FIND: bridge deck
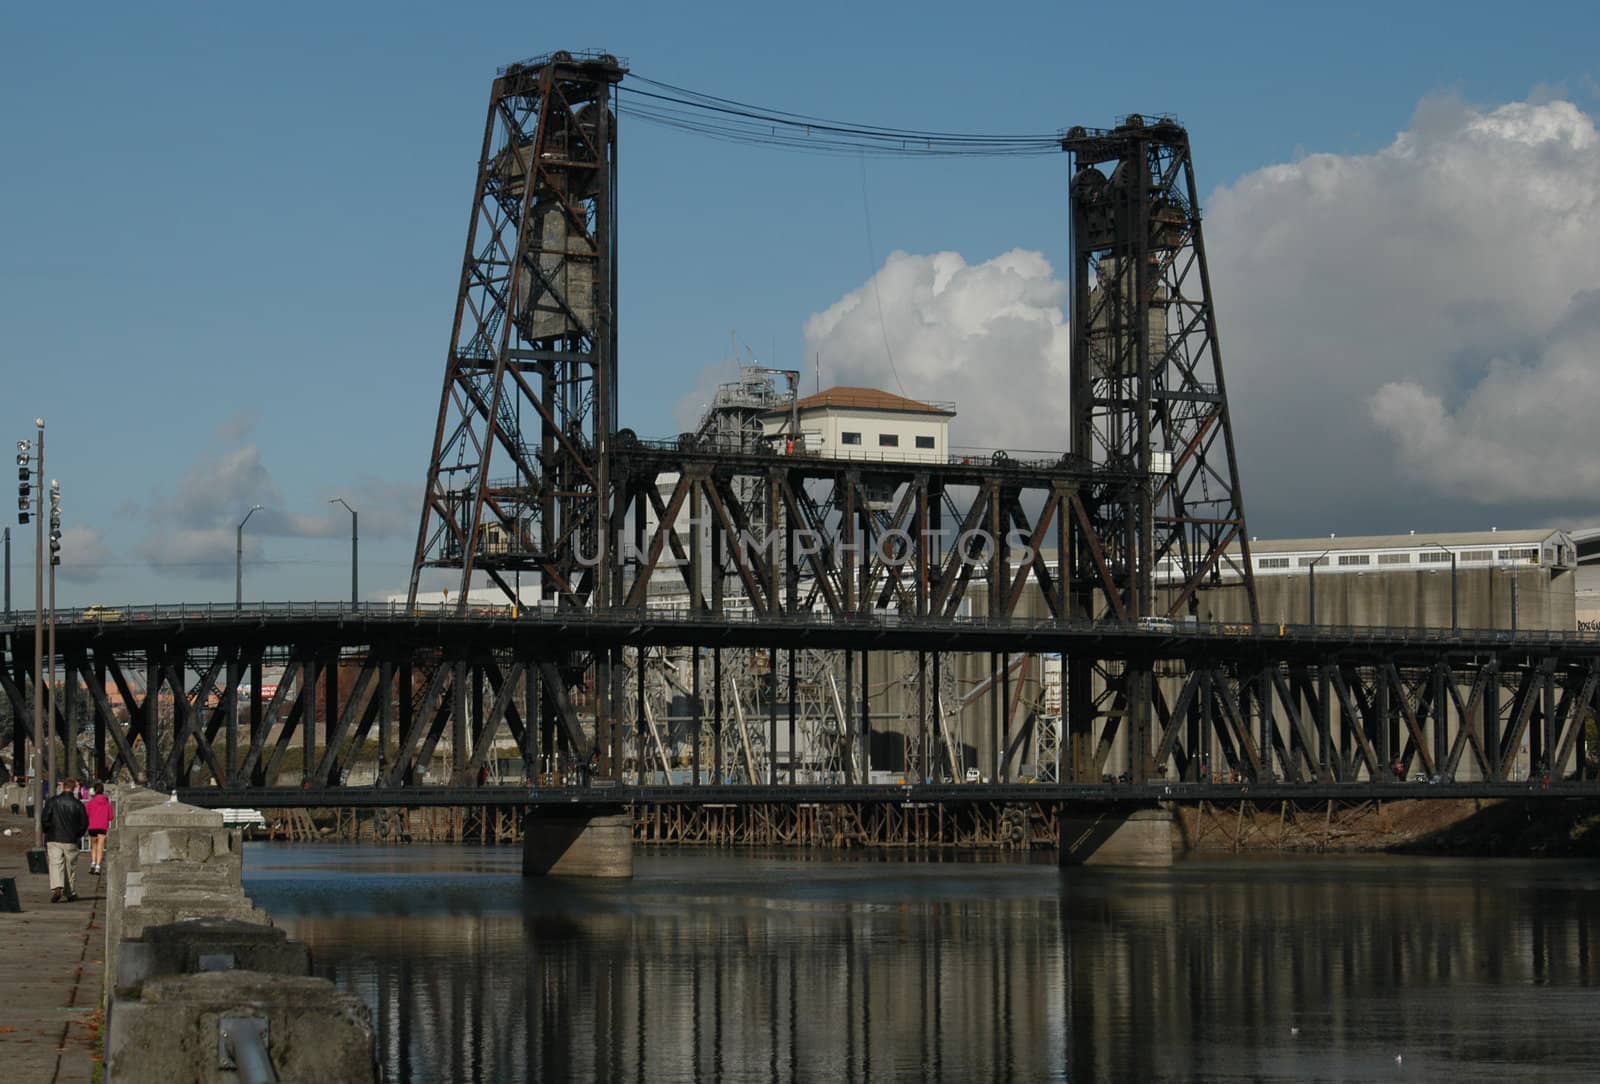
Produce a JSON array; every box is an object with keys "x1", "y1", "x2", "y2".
[
  {"x1": 6, "y1": 603, "x2": 1598, "y2": 659},
  {"x1": 177, "y1": 780, "x2": 1600, "y2": 809}
]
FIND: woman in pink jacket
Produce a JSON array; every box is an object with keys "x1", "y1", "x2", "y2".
[{"x1": 85, "y1": 783, "x2": 114, "y2": 874}]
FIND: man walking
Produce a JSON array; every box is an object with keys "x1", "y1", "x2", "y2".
[{"x1": 42, "y1": 777, "x2": 89, "y2": 903}]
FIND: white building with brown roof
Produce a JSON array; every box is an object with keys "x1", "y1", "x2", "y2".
[{"x1": 760, "y1": 386, "x2": 956, "y2": 463}]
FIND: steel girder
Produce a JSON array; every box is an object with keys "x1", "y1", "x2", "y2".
[
  {"x1": 409, "y1": 52, "x2": 625, "y2": 611},
  {"x1": 4, "y1": 625, "x2": 1596, "y2": 794},
  {"x1": 0, "y1": 638, "x2": 583, "y2": 792},
  {"x1": 610, "y1": 444, "x2": 1142, "y2": 622}
]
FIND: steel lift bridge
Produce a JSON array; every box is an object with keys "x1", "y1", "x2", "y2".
[{"x1": 4, "y1": 53, "x2": 1599, "y2": 842}]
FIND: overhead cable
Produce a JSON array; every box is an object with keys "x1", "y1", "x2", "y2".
[{"x1": 618, "y1": 76, "x2": 1063, "y2": 158}]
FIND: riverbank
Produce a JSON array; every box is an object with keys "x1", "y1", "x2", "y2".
[
  {"x1": 1178, "y1": 797, "x2": 1600, "y2": 857},
  {"x1": 0, "y1": 809, "x2": 106, "y2": 1084},
  {"x1": 251, "y1": 796, "x2": 1600, "y2": 859}
]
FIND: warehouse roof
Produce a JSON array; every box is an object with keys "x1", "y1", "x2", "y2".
[
  {"x1": 1245, "y1": 529, "x2": 1564, "y2": 555},
  {"x1": 764, "y1": 386, "x2": 957, "y2": 417}
]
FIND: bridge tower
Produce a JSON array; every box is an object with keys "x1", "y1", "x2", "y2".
[
  {"x1": 1063, "y1": 117, "x2": 1257, "y2": 622},
  {"x1": 1062, "y1": 118, "x2": 1257, "y2": 784},
  {"x1": 409, "y1": 51, "x2": 626, "y2": 612}
]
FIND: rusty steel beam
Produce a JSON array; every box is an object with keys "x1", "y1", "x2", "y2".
[{"x1": 409, "y1": 52, "x2": 627, "y2": 611}]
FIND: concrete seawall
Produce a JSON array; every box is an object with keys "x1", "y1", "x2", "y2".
[{"x1": 102, "y1": 787, "x2": 378, "y2": 1083}]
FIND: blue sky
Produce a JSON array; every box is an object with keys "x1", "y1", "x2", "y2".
[{"x1": 4, "y1": 0, "x2": 1599, "y2": 606}]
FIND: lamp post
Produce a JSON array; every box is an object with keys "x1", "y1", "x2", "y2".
[
  {"x1": 1306, "y1": 548, "x2": 1332, "y2": 626},
  {"x1": 46, "y1": 480, "x2": 59, "y2": 791},
  {"x1": 329, "y1": 498, "x2": 357, "y2": 609},
  {"x1": 1425, "y1": 542, "x2": 1458, "y2": 634},
  {"x1": 22, "y1": 419, "x2": 43, "y2": 847},
  {"x1": 236, "y1": 505, "x2": 262, "y2": 611}
]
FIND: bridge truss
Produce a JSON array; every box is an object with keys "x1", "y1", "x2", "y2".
[
  {"x1": 8, "y1": 61, "x2": 1592, "y2": 806},
  {"x1": 397, "y1": 56, "x2": 1271, "y2": 791},
  {"x1": 3, "y1": 611, "x2": 1597, "y2": 800}
]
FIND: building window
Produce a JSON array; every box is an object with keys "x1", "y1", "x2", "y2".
[
  {"x1": 1419, "y1": 550, "x2": 1451, "y2": 564},
  {"x1": 1499, "y1": 546, "x2": 1538, "y2": 562},
  {"x1": 915, "y1": 435, "x2": 935, "y2": 450},
  {"x1": 879, "y1": 434, "x2": 899, "y2": 447},
  {"x1": 1258, "y1": 557, "x2": 1290, "y2": 569},
  {"x1": 1377, "y1": 552, "x2": 1411, "y2": 565},
  {"x1": 841, "y1": 432, "x2": 862, "y2": 446},
  {"x1": 1297, "y1": 555, "x2": 1327, "y2": 568},
  {"x1": 1338, "y1": 554, "x2": 1370, "y2": 567},
  {"x1": 1460, "y1": 550, "x2": 1493, "y2": 563}
]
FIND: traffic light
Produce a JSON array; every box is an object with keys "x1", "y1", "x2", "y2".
[
  {"x1": 15, "y1": 441, "x2": 30, "y2": 524},
  {"x1": 49, "y1": 480, "x2": 60, "y2": 566}
]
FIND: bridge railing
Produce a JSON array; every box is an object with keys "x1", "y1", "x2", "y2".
[{"x1": 9, "y1": 599, "x2": 1600, "y2": 648}]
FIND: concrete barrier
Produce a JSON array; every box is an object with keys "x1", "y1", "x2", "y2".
[
  {"x1": 102, "y1": 787, "x2": 377, "y2": 1083},
  {"x1": 108, "y1": 970, "x2": 376, "y2": 1083}
]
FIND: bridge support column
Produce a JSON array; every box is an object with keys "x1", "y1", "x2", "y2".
[
  {"x1": 522, "y1": 810, "x2": 633, "y2": 878},
  {"x1": 1060, "y1": 805, "x2": 1174, "y2": 868}
]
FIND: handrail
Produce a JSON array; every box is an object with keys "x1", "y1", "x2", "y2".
[{"x1": 12, "y1": 599, "x2": 1600, "y2": 648}]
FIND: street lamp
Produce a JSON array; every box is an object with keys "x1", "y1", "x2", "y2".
[
  {"x1": 19, "y1": 419, "x2": 43, "y2": 849},
  {"x1": 1424, "y1": 542, "x2": 1458, "y2": 634},
  {"x1": 1306, "y1": 548, "x2": 1332, "y2": 626},
  {"x1": 329, "y1": 498, "x2": 358, "y2": 610},
  {"x1": 236, "y1": 505, "x2": 263, "y2": 611},
  {"x1": 47, "y1": 480, "x2": 60, "y2": 789}
]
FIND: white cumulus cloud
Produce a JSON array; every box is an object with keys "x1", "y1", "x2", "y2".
[
  {"x1": 744, "y1": 94, "x2": 1600, "y2": 537},
  {"x1": 803, "y1": 249, "x2": 1072, "y2": 453},
  {"x1": 1205, "y1": 95, "x2": 1600, "y2": 530}
]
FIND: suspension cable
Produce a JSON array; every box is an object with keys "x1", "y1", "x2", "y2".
[{"x1": 618, "y1": 75, "x2": 1064, "y2": 158}]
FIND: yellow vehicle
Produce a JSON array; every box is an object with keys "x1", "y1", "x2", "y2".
[{"x1": 81, "y1": 605, "x2": 124, "y2": 622}]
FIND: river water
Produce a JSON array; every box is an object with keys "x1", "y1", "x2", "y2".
[{"x1": 243, "y1": 844, "x2": 1600, "y2": 1083}]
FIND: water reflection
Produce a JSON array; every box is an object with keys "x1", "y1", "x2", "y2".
[{"x1": 244, "y1": 846, "x2": 1600, "y2": 1084}]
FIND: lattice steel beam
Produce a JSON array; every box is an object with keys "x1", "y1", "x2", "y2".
[{"x1": 410, "y1": 52, "x2": 626, "y2": 612}]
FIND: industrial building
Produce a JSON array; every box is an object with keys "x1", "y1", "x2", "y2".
[
  {"x1": 759, "y1": 386, "x2": 956, "y2": 463},
  {"x1": 1161, "y1": 528, "x2": 1576, "y2": 632},
  {"x1": 1571, "y1": 527, "x2": 1600, "y2": 629}
]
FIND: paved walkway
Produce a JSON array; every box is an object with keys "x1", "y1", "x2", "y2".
[{"x1": 0, "y1": 808, "x2": 105, "y2": 1084}]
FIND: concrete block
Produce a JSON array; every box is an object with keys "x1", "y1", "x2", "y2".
[
  {"x1": 124, "y1": 898, "x2": 270, "y2": 941},
  {"x1": 136, "y1": 827, "x2": 236, "y2": 867},
  {"x1": 106, "y1": 787, "x2": 256, "y2": 1004},
  {"x1": 123, "y1": 804, "x2": 225, "y2": 831},
  {"x1": 1061, "y1": 806, "x2": 1175, "y2": 868},
  {"x1": 523, "y1": 812, "x2": 634, "y2": 877},
  {"x1": 116, "y1": 918, "x2": 311, "y2": 998},
  {"x1": 106, "y1": 971, "x2": 377, "y2": 1083}
]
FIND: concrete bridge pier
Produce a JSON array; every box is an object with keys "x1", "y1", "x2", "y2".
[
  {"x1": 1060, "y1": 804, "x2": 1175, "y2": 868},
  {"x1": 522, "y1": 808, "x2": 634, "y2": 878}
]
